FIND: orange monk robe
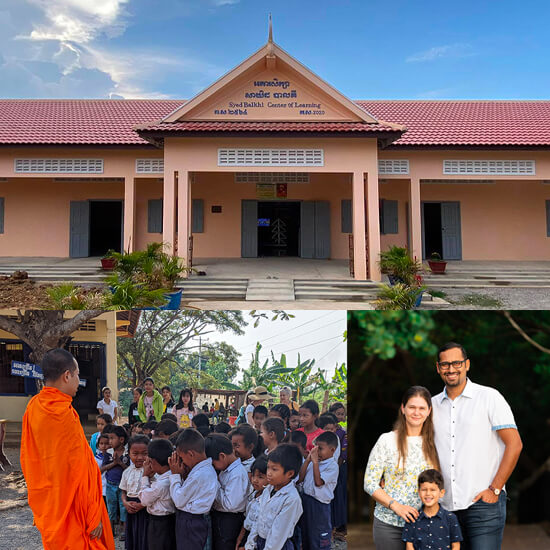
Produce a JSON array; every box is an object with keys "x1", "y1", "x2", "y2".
[{"x1": 21, "y1": 387, "x2": 115, "y2": 550}]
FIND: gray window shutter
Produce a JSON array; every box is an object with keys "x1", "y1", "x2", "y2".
[
  {"x1": 69, "y1": 201, "x2": 90, "y2": 258},
  {"x1": 314, "y1": 201, "x2": 331, "y2": 259},
  {"x1": 192, "y1": 199, "x2": 204, "y2": 233},
  {"x1": 241, "y1": 200, "x2": 258, "y2": 258},
  {"x1": 0, "y1": 197, "x2": 4, "y2": 234},
  {"x1": 381, "y1": 199, "x2": 399, "y2": 234},
  {"x1": 300, "y1": 201, "x2": 316, "y2": 258},
  {"x1": 547, "y1": 200, "x2": 550, "y2": 237},
  {"x1": 341, "y1": 199, "x2": 352, "y2": 233},
  {"x1": 148, "y1": 199, "x2": 163, "y2": 233}
]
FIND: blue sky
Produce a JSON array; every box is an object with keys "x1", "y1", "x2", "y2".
[{"x1": 1, "y1": 0, "x2": 550, "y2": 100}]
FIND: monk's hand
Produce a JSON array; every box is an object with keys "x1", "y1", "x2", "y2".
[
  {"x1": 473, "y1": 488, "x2": 499, "y2": 504},
  {"x1": 90, "y1": 521, "x2": 103, "y2": 540},
  {"x1": 169, "y1": 451, "x2": 184, "y2": 475}
]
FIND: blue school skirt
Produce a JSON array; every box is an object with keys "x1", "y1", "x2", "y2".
[
  {"x1": 256, "y1": 536, "x2": 294, "y2": 550},
  {"x1": 125, "y1": 496, "x2": 149, "y2": 550},
  {"x1": 175, "y1": 510, "x2": 208, "y2": 550},
  {"x1": 301, "y1": 494, "x2": 331, "y2": 550}
]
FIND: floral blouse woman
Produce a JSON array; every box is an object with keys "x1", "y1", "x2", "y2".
[{"x1": 364, "y1": 386, "x2": 440, "y2": 549}]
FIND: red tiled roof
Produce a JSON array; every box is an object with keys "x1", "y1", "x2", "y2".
[
  {"x1": 1, "y1": 99, "x2": 550, "y2": 147},
  {"x1": 134, "y1": 120, "x2": 401, "y2": 134},
  {"x1": 357, "y1": 100, "x2": 550, "y2": 147}
]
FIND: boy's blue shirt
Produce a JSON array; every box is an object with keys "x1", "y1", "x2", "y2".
[{"x1": 402, "y1": 504, "x2": 463, "y2": 549}]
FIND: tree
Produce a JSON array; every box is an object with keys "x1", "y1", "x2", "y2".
[
  {"x1": 239, "y1": 343, "x2": 295, "y2": 391},
  {"x1": 0, "y1": 310, "x2": 104, "y2": 365},
  {"x1": 117, "y1": 310, "x2": 246, "y2": 387}
]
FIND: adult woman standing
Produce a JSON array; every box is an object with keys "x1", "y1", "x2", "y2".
[
  {"x1": 364, "y1": 386, "x2": 440, "y2": 550},
  {"x1": 279, "y1": 387, "x2": 299, "y2": 412},
  {"x1": 161, "y1": 385, "x2": 175, "y2": 414},
  {"x1": 137, "y1": 378, "x2": 163, "y2": 422},
  {"x1": 128, "y1": 387, "x2": 143, "y2": 425},
  {"x1": 97, "y1": 386, "x2": 119, "y2": 424},
  {"x1": 171, "y1": 388, "x2": 195, "y2": 428}
]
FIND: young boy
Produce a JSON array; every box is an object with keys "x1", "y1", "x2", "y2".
[
  {"x1": 95, "y1": 433, "x2": 110, "y2": 501},
  {"x1": 252, "y1": 406, "x2": 268, "y2": 431},
  {"x1": 168, "y1": 429, "x2": 219, "y2": 550},
  {"x1": 155, "y1": 419, "x2": 179, "y2": 439},
  {"x1": 120, "y1": 435, "x2": 150, "y2": 550},
  {"x1": 206, "y1": 433, "x2": 250, "y2": 550},
  {"x1": 230, "y1": 424, "x2": 258, "y2": 472},
  {"x1": 236, "y1": 455, "x2": 268, "y2": 550},
  {"x1": 101, "y1": 425, "x2": 130, "y2": 539},
  {"x1": 260, "y1": 417, "x2": 285, "y2": 455},
  {"x1": 142, "y1": 420, "x2": 158, "y2": 439},
  {"x1": 289, "y1": 410, "x2": 301, "y2": 431},
  {"x1": 298, "y1": 431, "x2": 339, "y2": 550},
  {"x1": 287, "y1": 430, "x2": 308, "y2": 459},
  {"x1": 140, "y1": 438, "x2": 177, "y2": 550},
  {"x1": 402, "y1": 469, "x2": 462, "y2": 550},
  {"x1": 245, "y1": 443, "x2": 303, "y2": 550}
]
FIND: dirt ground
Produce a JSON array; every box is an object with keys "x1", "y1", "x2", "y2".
[
  {"x1": 0, "y1": 274, "x2": 53, "y2": 309},
  {"x1": 0, "y1": 447, "x2": 346, "y2": 550}
]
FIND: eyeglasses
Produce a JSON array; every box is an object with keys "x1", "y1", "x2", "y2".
[{"x1": 437, "y1": 360, "x2": 466, "y2": 371}]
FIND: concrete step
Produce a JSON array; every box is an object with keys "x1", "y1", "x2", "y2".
[{"x1": 246, "y1": 279, "x2": 295, "y2": 301}]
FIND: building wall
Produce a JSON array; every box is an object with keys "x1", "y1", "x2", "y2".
[
  {"x1": 0, "y1": 311, "x2": 118, "y2": 422},
  {"x1": 192, "y1": 172, "x2": 352, "y2": 259}
]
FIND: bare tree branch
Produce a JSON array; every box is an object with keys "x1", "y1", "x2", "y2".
[{"x1": 503, "y1": 311, "x2": 550, "y2": 355}]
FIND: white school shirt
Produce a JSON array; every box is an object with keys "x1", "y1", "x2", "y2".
[
  {"x1": 432, "y1": 378, "x2": 517, "y2": 512},
  {"x1": 302, "y1": 458, "x2": 339, "y2": 504},
  {"x1": 243, "y1": 490, "x2": 262, "y2": 532},
  {"x1": 95, "y1": 452, "x2": 107, "y2": 497},
  {"x1": 240, "y1": 456, "x2": 255, "y2": 473},
  {"x1": 169, "y1": 457, "x2": 219, "y2": 515},
  {"x1": 213, "y1": 458, "x2": 249, "y2": 513},
  {"x1": 119, "y1": 463, "x2": 146, "y2": 498},
  {"x1": 97, "y1": 398, "x2": 118, "y2": 422},
  {"x1": 139, "y1": 471, "x2": 176, "y2": 516},
  {"x1": 244, "y1": 482, "x2": 303, "y2": 550}
]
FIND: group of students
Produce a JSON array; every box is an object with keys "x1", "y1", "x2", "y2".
[{"x1": 89, "y1": 391, "x2": 347, "y2": 550}]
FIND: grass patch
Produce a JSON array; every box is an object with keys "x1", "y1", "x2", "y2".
[
  {"x1": 427, "y1": 289, "x2": 447, "y2": 299},
  {"x1": 451, "y1": 293, "x2": 503, "y2": 308}
]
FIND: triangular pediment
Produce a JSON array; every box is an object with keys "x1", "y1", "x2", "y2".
[{"x1": 163, "y1": 41, "x2": 379, "y2": 124}]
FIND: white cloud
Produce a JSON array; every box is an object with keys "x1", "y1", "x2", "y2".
[
  {"x1": 415, "y1": 88, "x2": 455, "y2": 99},
  {"x1": 406, "y1": 43, "x2": 475, "y2": 63},
  {"x1": 211, "y1": 0, "x2": 241, "y2": 6},
  {"x1": 0, "y1": 0, "x2": 225, "y2": 99}
]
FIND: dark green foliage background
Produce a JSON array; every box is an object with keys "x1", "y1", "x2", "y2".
[{"x1": 348, "y1": 311, "x2": 550, "y2": 523}]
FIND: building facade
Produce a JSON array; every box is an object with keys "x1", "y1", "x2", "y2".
[{"x1": 1, "y1": 38, "x2": 550, "y2": 281}]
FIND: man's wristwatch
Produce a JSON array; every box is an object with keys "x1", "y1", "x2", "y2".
[{"x1": 489, "y1": 485, "x2": 501, "y2": 496}]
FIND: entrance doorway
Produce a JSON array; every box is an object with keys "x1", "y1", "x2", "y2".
[
  {"x1": 90, "y1": 201, "x2": 123, "y2": 257},
  {"x1": 258, "y1": 201, "x2": 300, "y2": 256},
  {"x1": 422, "y1": 201, "x2": 462, "y2": 260},
  {"x1": 69, "y1": 200, "x2": 123, "y2": 258}
]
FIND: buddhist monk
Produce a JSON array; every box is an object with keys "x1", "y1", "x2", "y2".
[{"x1": 21, "y1": 348, "x2": 115, "y2": 550}]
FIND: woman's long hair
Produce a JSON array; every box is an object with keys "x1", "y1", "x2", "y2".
[
  {"x1": 393, "y1": 386, "x2": 440, "y2": 472},
  {"x1": 175, "y1": 388, "x2": 195, "y2": 412}
]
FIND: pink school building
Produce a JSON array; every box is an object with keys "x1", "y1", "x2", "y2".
[{"x1": 1, "y1": 37, "x2": 550, "y2": 281}]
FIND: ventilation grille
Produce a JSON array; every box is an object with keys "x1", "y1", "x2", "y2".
[
  {"x1": 218, "y1": 149, "x2": 324, "y2": 167},
  {"x1": 421, "y1": 179, "x2": 495, "y2": 184},
  {"x1": 136, "y1": 159, "x2": 164, "y2": 173},
  {"x1": 52, "y1": 177, "x2": 123, "y2": 182},
  {"x1": 378, "y1": 159, "x2": 409, "y2": 174},
  {"x1": 235, "y1": 172, "x2": 309, "y2": 183},
  {"x1": 15, "y1": 158, "x2": 104, "y2": 174},
  {"x1": 443, "y1": 160, "x2": 535, "y2": 176},
  {"x1": 78, "y1": 321, "x2": 97, "y2": 332}
]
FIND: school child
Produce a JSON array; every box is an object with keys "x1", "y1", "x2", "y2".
[
  {"x1": 120, "y1": 435, "x2": 150, "y2": 550},
  {"x1": 268, "y1": 404, "x2": 290, "y2": 430},
  {"x1": 214, "y1": 422, "x2": 232, "y2": 434},
  {"x1": 128, "y1": 387, "x2": 143, "y2": 425},
  {"x1": 287, "y1": 430, "x2": 308, "y2": 459},
  {"x1": 168, "y1": 429, "x2": 219, "y2": 550},
  {"x1": 402, "y1": 469, "x2": 462, "y2": 549},
  {"x1": 318, "y1": 413, "x2": 341, "y2": 461},
  {"x1": 141, "y1": 421, "x2": 158, "y2": 439},
  {"x1": 101, "y1": 425, "x2": 130, "y2": 539},
  {"x1": 206, "y1": 433, "x2": 249, "y2": 550},
  {"x1": 298, "y1": 431, "x2": 339, "y2": 550},
  {"x1": 95, "y1": 433, "x2": 110, "y2": 501},
  {"x1": 97, "y1": 386, "x2": 119, "y2": 424},
  {"x1": 328, "y1": 402, "x2": 346, "y2": 428},
  {"x1": 192, "y1": 413, "x2": 212, "y2": 437},
  {"x1": 260, "y1": 417, "x2": 285, "y2": 455},
  {"x1": 230, "y1": 424, "x2": 258, "y2": 472},
  {"x1": 171, "y1": 388, "x2": 195, "y2": 428},
  {"x1": 161, "y1": 413, "x2": 178, "y2": 423},
  {"x1": 90, "y1": 413, "x2": 113, "y2": 454},
  {"x1": 138, "y1": 378, "x2": 164, "y2": 422},
  {"x1": 252, "y1": 406, "x2": 268, "y2": 431},
  {"x1": 297, "y1": 400, "x2": 324, "y2": 451},
  {"x1": 131, "y1": 422, "x2": 144, "y2": 437},
  {"x1": 244, "y1": 443, "x2": 303, "y2": 550},
  {"x1": 289, "y1": 409, "x2": 301, "y2": 431},
  {"x1": 236, "y1": 455, "x2": 268, "y2": 550},
  {"x1": 155, "y1": 419, "x2": 179, "y2": 439},
  {"x1": 139, "y1": 439, "x2": 177, "y2": 550}
]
